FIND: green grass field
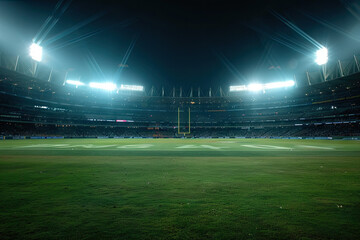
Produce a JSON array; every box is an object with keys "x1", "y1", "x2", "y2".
[{"x1": 0, "y1": 138, "x2": 359, "y2": 240}]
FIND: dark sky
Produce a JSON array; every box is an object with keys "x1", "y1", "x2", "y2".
[{"x1": 0, "y1": 0, "x2": 359, "y2": 88}]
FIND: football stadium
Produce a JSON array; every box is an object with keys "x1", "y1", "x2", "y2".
[{"x1": 0, "y1": 0, "x2": 360, "y2": 239}]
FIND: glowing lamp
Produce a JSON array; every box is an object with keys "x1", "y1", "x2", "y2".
[
  {"x1": 315, "y1": 47, "x2": 328, "y2": 65},
  {"x1": 29, "y1": 43, "x2": 43, "y2": 62}
]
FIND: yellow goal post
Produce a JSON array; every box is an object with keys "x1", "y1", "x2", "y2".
[{"x1": 177, "y1": 107, "x2": 191, "y2": 135}]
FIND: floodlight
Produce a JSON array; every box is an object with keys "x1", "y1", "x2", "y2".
[
  {"x1": 29, "y1": 43, "x2": 43, "y2": 62},
  {"x1": 230, "y1": 80, "x2": 295, "y2": 93},
  {"x1": 284, "y1": 80, "x2": 295, "y2": 87},
  {"x1": 120, "y1": 84, "x2": 144, "y2": 91},
  {"x1": 66, "y1": 80, "x2": 85, "y2": 86},
  {"x1": 315, "y1": 47, "x2": 328, "y2": 65},
  {"x1": 264, "y1": 81, "x2": 283, "y2": 89},
  {"x1": 247, "y1": 83, "x2": 263, "y2": 92},
  {"x1": 264, "y1": 80, "x2": 295, "y2": 89},
  {"x1": 89, "y1": 82, "x2": 117, "y2": 91},
  {"x1": 229, "y1": 85, "x2": 247, "y2": 92}
]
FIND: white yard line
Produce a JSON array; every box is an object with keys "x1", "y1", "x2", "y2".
[
  {"x1": 176, "y1": 145, "x2": 224, "y2": 149},
  {"x1": 117, "y1": 144, "x2": 153, "y2": 148},
  {"x1": 15, "y1": 144, "x2": 70, "y2": 148},
  {"x1": 241, "y1": 144, "x2": 292, "y2": 150},
  {"x1": 200, "y1": 145, "x2": 223, "y2": 149},
  {"x1": 176, "y1": 145, "x2": 200, "y2": 149},
  {"x1": 298, "y1": 145, "x2": 334, "y2": 150}
]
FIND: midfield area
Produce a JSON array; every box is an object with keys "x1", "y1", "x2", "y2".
[
  {"x1": 0, "y1": 138, "x2": 359, "y2": 151},
  {"x1": 1, "y1": 139, "x2": 359, "y2": 158}
]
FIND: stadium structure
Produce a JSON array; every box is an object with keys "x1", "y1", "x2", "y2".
[
  {"x1": 1, "y1": 50, "x2": 360, "y2": 139},
  {"x1": 1, "y1": 2, "x2": 360, "y2": 239}
]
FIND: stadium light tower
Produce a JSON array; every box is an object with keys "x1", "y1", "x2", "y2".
[
  {"x1": 66, "y1": 80, "x2": 85, "y2": 87},
  {"x1": 29, "y1": 43, "x2": 43, "y2": 62},
  {"x1": 120, "y1": 84, "x2": 144, "y2": 91},
  {"x1": 247, "y1": 83, "x2": 263, "y2": 92},
  {"x1": 315, "y1": 47, "x2": 328, "y2": 65},
  {"x1": 89, "y1": 82, "x2": 117, "y2": 91}
]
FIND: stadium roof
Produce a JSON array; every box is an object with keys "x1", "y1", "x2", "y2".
[{"x1": 0, "y1": 0, "x2": 359, "y2": 88}]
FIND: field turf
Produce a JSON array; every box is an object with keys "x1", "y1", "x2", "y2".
[{"x1": 0, "y1": 138, "x2": 359, "y2": 239}]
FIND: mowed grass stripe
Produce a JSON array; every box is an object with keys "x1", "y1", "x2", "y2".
[{"x1": 2, "y1": 150, "x2": 360, "y2": 158}]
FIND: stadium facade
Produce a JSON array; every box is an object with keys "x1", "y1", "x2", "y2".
[{"x1": 0, "y1": 51, "x2": 359, "y2": 139}]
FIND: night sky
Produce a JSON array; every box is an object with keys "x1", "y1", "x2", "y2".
[{"x1": 0, "y1": 0, "x2": 359, "y2": 88}]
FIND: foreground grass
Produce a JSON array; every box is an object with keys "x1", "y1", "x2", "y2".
[{"x1": 0, "y1": 140, "x2": 360, "y2": 239}]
